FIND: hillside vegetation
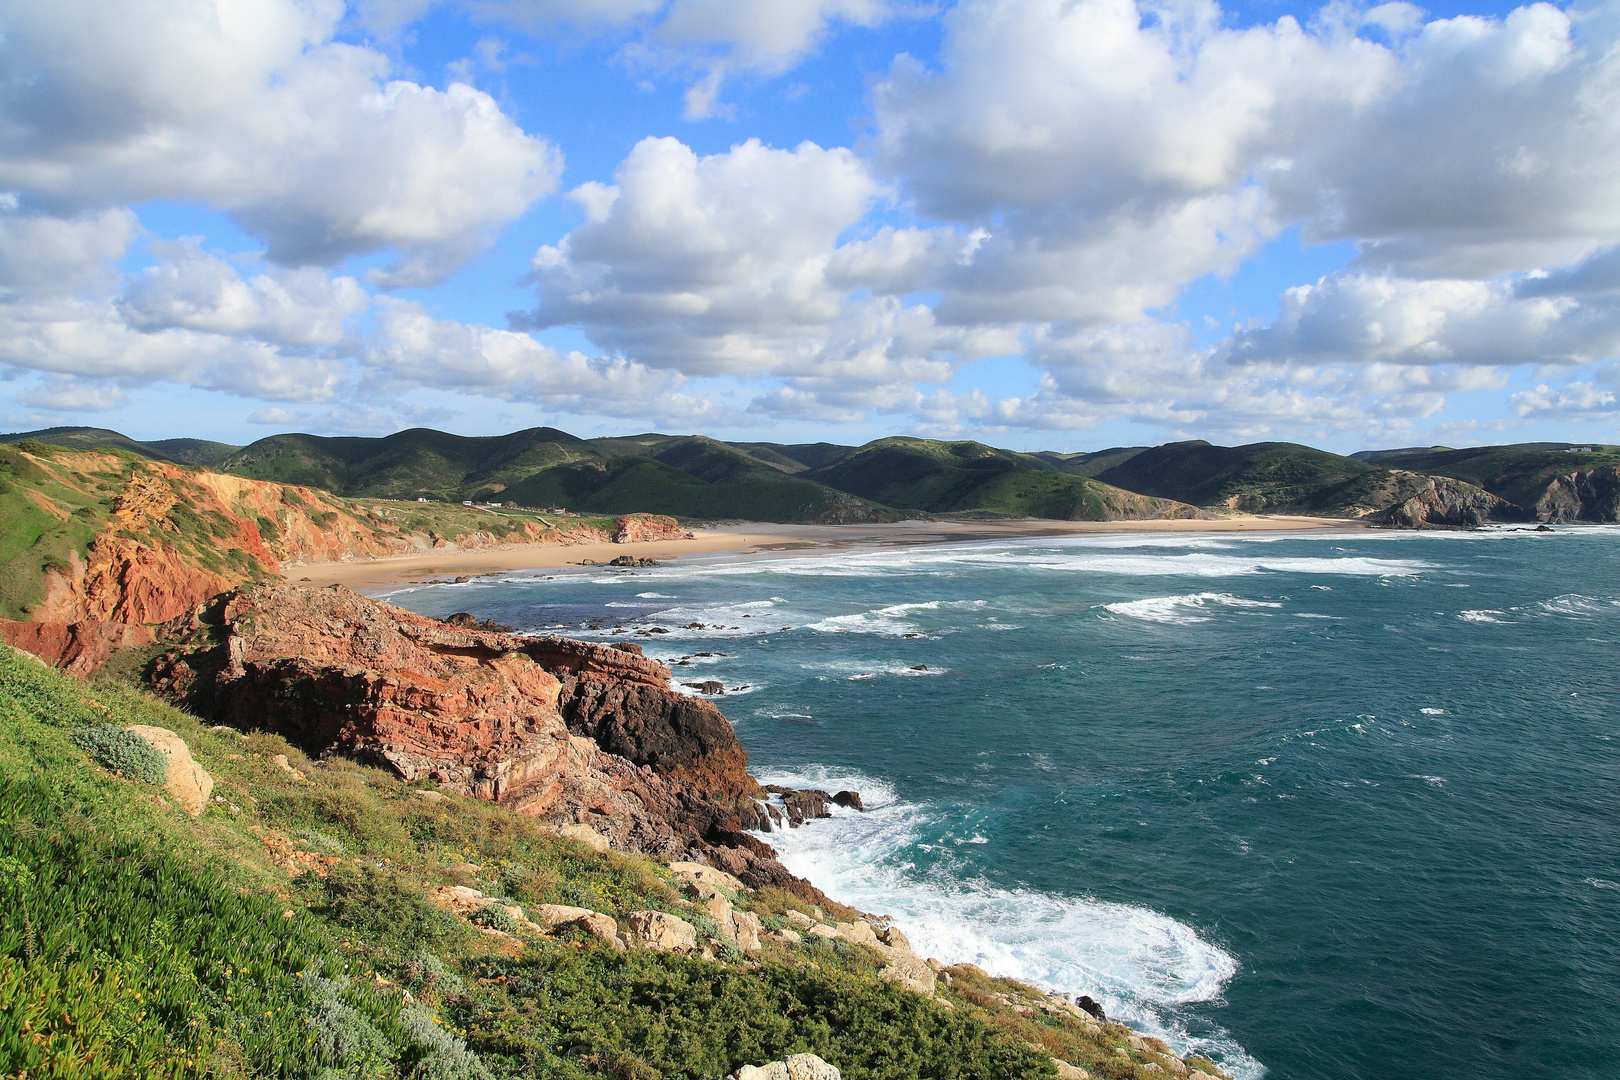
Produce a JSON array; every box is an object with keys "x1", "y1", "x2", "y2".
[
  {"x1": 0, "y1": 441, "x2": 612, "y2": 623},
  {"x1": 804, "y1": 439, "x2": 1207, "y2": 520},
  {"x1": 1089, "y1": 441, "x2": 1399, "y2": 515},
  {"x1": 1349, "y1": 443, "x2": 1620, "y2": 510},
  {"x1": 0, "y1": 646, "x2": 1224, "y2": 1080},
  {"x1": 11, "y1": 425, "x2": 1617, "y2": 526},
  {"x1": 2, "y1": 427, "x2": 240, "y2": 467}
]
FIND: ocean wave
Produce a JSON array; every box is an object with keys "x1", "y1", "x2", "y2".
[
  {"x1": 751, "y1": 764, "x2": 1260, "y2": 1077},
  {"x1": 557, "y1": 541, "x2": 1432, "y2": 585},
  {"x1": 1103, "y1": 593, "x2": 1283, "y2": 626},
  {"x1": 1537, "y1": 593, "x2": 1620, "y2": 619},
  {"x1": 806, "y1": 599, "x2": 980, "y2": 636},
  {"x1": 1457, "y1": 609, "x2": 1508, "y2": 623}
]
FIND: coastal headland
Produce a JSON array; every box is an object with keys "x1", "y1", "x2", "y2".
[
  {"x1": 3, "y1": 432, "x2": 1609, "y2": 1078},
  {"x1": 0, "y1": 438, "x2": 1245, "y2": 1078}
]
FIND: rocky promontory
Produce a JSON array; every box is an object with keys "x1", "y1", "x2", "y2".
[{"x1": 147, "y1": 582, "x2": 828, "y2": 902}]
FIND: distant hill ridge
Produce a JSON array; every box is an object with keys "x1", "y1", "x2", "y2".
[{"x1": 6, "y1": 425, "x2": 1619, "y2": 525}]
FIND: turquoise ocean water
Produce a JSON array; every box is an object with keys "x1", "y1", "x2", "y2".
[{"x1": 383, "y1": 528, "x2": 1620, "y2": 1080}]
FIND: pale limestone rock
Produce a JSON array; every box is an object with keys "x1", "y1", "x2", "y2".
[
  {"x1": 770, "y1": 928, "x2": 802, "y2": 944},
  {"x1": 732, "y1": 910, "x2": 763, "y2": 952},
  {"x1": 807, "y1": 923, "x2": 839, "y2": 939},
  {"x1": 534, "y1": 903, "x2": 624, "y2": 950},
  {"x1": 627, "y1": 910, "x2": 697, "y2": 952},
  {"x1": 833, "y1": 920, "x2": 881, "y2": 948},
  {"x1": 730, "y1": 1053, "x2": 840, "y2": 1080},
  {"x1": 127, "y1": 725, "x2": 212, "y2": 815},
  {"x1": 784, "y1": 910, "x2": 816, "y2": 930},
  {"x1": 703, "y1": 891, "x2": 736, "y2": 938},
  {"x1": 670, "y1": 860, "x2": 746, "y2": 893},
  {"x1": 558, "y1": 822, "x2": 611, "y2": 852},
  {"x1": 1053, "y1": 1060, "x2": 1092, "y2": 1079}
]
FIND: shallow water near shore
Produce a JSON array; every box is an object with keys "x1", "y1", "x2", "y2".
[{"x1": 383, "y1": 527, "x2": 1620, "y2": 1080}]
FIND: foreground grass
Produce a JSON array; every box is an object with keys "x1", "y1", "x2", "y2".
[{"x1": 0, "y1": 647, "x2": 1071, "y2": 1079}]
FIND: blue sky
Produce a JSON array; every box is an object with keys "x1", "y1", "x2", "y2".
[{"x1": 2, "y1": 0, "x2": 1617, "y2": 453}]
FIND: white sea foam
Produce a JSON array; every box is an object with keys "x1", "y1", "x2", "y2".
[
  {"x1": 806, "y1": 599, "x2": 986, "y2": 637},
  {"x1": 563, "y1": 539, "x2": 1433, "y2": 586},
  {"x1": 751, "y1": 764, "x2": 1261, "y2": 1077},
  {"x1": 1457, "y1": 609, "x2": 1508, "y2": 623},
  {"x1": 636, "y1": 592, "x2": 675, "y2": 598},
  {"x1": 1420, "y1": 707, "x2": 1446, "y2": 716},
  {"x1": 1537, "y1": 593, "x2": 1620, "y2": 619},
  {"x1": 1103, "y1": 593, "x2": 1283, "y2": 626}
]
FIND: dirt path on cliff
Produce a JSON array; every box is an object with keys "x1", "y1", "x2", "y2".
[{"x1": 288, "y1": 515, "x2": 1361, "y2": 592}]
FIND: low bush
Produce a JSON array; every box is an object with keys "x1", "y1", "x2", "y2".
[{"x1": 71, "y1": 724, "x2": 169, "y2": 785}]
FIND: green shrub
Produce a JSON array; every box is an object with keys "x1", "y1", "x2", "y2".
[
  {"x1": 401, "y1": 951, "x2": 464, "y2": 997},
  {"x1": 297, "y1": 829, "x2": 347, "y2": 855},
  {"x1": 470, "y1": 905, "x2": 521, "y2": 934},
  {"x1": 305, "y1": 974, "x2": 394, "y2": 1072},
  {"x1": 72, "y1": 725, "x2": 169, "y2": 785},
  {"x1": 399, "y1": 1002, "x2": 491, "y2": 1080}
]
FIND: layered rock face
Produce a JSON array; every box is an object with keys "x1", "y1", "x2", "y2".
[
  {"x1": 1536, "y1": 466, "x2": 1620, "y2": 523},
  {"x1": 147, "y1": 583, "x2": 827, "y2": 900},
  {"x1": 1369, "y1": 473, "x2": 1520, "y2": 528},
  {"x1": 612, "y1": 513, "x2": 688, "y2": 543},
  {"x1": 0, "y1": 618, "x2": 155, "y2": 676}
]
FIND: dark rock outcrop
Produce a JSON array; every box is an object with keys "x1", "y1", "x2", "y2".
[
  {"x1": 832, "y1": 790, "x2": 864, "y2": 811},
  {"x1": 1535, "y1": 466, "x2": 1620, "y2": 523},
  {"x1": 1368, "y1": 473, "x2": 1520, "y2": 528},
  {"x1": 146, "y1": 582, "x2": 829, "y2": 904}
]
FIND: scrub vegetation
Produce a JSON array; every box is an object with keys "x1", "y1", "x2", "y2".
[{"x1": 0, "y1": 646, "x2": 1215, "y2": 1079}]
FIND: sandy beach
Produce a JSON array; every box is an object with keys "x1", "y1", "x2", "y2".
[{"x1": 286, "y1": 514, "x2": 1359, "y2": 593}]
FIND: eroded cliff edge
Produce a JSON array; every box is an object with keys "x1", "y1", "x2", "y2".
[{"x1": 147, "y1": 582, "x2": 821, "y2": 902}]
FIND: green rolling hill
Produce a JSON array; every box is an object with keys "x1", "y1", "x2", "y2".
[
  {"x1": 1091, "y1": 440, "x2": 1424, "y2": 516},
  {"x1": 11, "y1": 422, "x2": 1617, "y2": 524},
  {"x1": 1349, "y1": 443, "x2": 1620, "y2": 511},
  {"x1": 802, "y1": 437, "x2": 1205, "y2": 520},
  {"x1": 1, "y1": 426, "x2": 240, "y2": 467}
]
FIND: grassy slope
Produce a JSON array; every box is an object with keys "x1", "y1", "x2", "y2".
[
  {"x1": 1031, "y1": 448, "x2": 1151, "y2": 479},
  {"x1": 223, "y1": 431, "x2": 885, "y2": 524},
  {"x1": 0, "y1": 429, "x2": 240, "y2": 467},
  {"x1": 803, "y1": 438, "x2": 1167, "y2": 519},
  {"x1": 0, "y1": 443, "x2": 115, "y2": 618},
  {"x1": 0, "y1": 443, "x2": 618, "y2": 620},
  {"x1": 1093, "y1": 441, "x2": 1390, "y2": 513},
  {"x1": 1346, "y1": 444, "x2": 1620, "y2": 509},
  {"x1": 220, "y1": 428, "x2": 601, "y2": 501},
  {"x1": 0, "y1": 647, "x2": 1224, "y2": 1080}
]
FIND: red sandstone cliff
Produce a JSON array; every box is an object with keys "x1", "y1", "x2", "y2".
[{"x1": 146, "y1": 583, "x2": 817, "y2": 899}]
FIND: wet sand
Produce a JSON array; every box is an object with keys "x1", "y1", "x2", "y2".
[{"x1": 286, "y1": 515, "x2": 1359, "y2": 593}]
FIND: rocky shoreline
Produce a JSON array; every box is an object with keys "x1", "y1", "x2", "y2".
[{"x1": 5, "y1": 578, "x2": 1233, "y2": 1078}]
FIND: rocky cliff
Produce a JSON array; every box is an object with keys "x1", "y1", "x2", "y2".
[
  {"x1": 146, "y1": 583, "x2": 826, "y2": 901},
  {"x1": 1, "y1": 444, "x2": 618, "y2": 627},
  {"x1": 1534, "y1": 466, "x2": 1620, "y2": 523},
  {"x1": 1367, "y1": 472, "x2": 1521, "y2": 528}
]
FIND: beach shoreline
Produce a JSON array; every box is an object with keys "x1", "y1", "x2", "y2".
[{"x1": 285, "y1": 514, "x2": 1362, "y2": 593}]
